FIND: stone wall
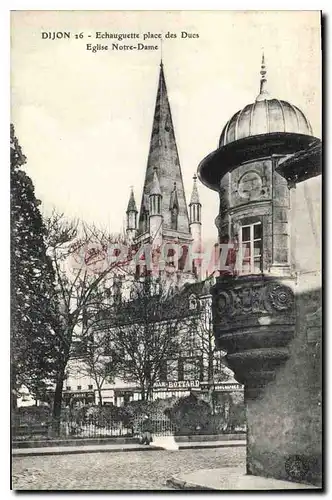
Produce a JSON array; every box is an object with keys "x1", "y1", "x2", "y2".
[
  {"x1": 246, "y1": 285, "x2": 321, "y2": 485},
  {"x1": 213, "y1": 173, "x2": 322, "y2": 485},
  {"x1": 246, "y1": 175, "x2": 322, "y2": 485}
]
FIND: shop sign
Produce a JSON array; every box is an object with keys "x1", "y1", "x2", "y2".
[
  {"x1": 199, "y1": 383, "x2": 244, "y2": 391},
  {"x1": 70, "y1": 391, "x2": 95, "y2": 398},
  {"x1": 155, "y1": 380, "x2": 200, "y2": 390},
  {"x1": 214, "y1": 384, "x2": 244, "y2": 391}
]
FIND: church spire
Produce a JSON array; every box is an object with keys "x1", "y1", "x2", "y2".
[
  {"x1": 137, "y1": 63, "x2": 191, "y2": 238},
  {"x1": 126, "y1": 187, "x2": 138, "y2": 213},
  {"x1": 189, "y1": 174, "x2": 201, "y2": 225},
  {"x1": 189, "y1": 174, "x2": 200, "y2": 206},
  {"x1": 126, "y1": 187, "x2": 138, "y2": 243},
  {"x1": 189, "y1": 173, "x2": 202, "y2": 279},
  {"x1": 256, "y1": 52, "x2": 270, "y2": 102}
]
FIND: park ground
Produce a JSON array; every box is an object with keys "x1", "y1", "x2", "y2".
[{"x1": 12, "y1": 446, "x2": 246, "y2": 490}]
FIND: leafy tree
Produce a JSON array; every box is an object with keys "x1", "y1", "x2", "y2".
[{"x1": 10, "y1": 124, "x2": 58, "y2": 409}]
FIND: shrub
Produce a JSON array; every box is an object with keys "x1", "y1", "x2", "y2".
[
  {"x1": 205, "y1": 414, "x2": 228, "y2": 434},
  {"x1": 168, "y1": 394, "x2": 212, "y2": 435},
  {"x1": 123, "y1": 397, "x2": 176, "y2": 423},
  {"x1": 227, "y1": 401, "x2": 246, "y2": 432},
  {"x1": 13, "y1": 405, "x2": 51, "y2": 426},
  {"x1": 61, "y1": 404, "x2": 131, "y2": 428}
]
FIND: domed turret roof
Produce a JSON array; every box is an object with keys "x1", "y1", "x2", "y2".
[{"x1": 219, "y1": 54, "x2": 313, "y2": 147}]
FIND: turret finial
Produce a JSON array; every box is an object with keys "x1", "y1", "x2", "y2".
[
  {"x1": 256, "y1": 52, "x2": 270, "y2": 102},
  {"x1": 189, "y1": 173, "x2": 201, "y2": 206}
]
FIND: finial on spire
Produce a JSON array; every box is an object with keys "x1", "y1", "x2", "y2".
[
  {"x1": 160, "y1": 37, "x2": 163, "y2": 67},
  {"x1": 193, "y1": 173, "x2": 197, "y2": 182},
  {"x1": 256, "y1": 51, "x2": 270, "y2": 102}
]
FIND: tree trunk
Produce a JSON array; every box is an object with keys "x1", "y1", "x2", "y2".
[
  {"x1": 207, "y1": 352, "x2": 215, "y2": 415},
  {"x1": 140, "y1": 384, "x2": 146, "y2": 401},
  {"x1": 97, "y1": 385, "x2": 103, "y2": 406},
  {"x1": 147, "y1": 385, "x2": 153, "y2": 401},
  {"x1": 10, "y1": 364, "x2": 18, "y2": 411},
  {"x1": 11, "y1": 391, "x2": 17, "y2": 411},
  {"x1": 52, "y1": 366, "x2": 66, "y2": 436}
]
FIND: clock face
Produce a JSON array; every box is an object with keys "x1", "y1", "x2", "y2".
[{"x1": 238, "y1": 171, "x2": 263, "y2": 200}]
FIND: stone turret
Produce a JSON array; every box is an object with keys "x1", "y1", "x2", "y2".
[
  {"x1": 189, "y1": 173, "x2": 202, "y2": 245},
  {"x1": 126, "y1": 187, "x2": 138, "y2": 244},
  {"x1": 198, "y1": 54, "x2": 322, "y2": 486}
]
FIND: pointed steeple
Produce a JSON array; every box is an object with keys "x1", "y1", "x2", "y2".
[
  {"x1": 126, "y1": 187, "x2": 138, "y2": 213},
  {"x1": 126, "y1": 187, "x2": 138, "y2": 237},
  {"x1": 256, "y1": 52, "x2": 270, "y2": 102},
  {"x1": 189, "y1": 174, "x2": 201, "y2": 225},
  {"x1": 189, "y1": 174, "x2": 200, "y2": 206},
  {"x1": 137, "y1": 63, "x2": 191, "y2": 238}
]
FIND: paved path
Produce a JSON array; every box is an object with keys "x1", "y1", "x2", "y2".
[
  {"x1": 12, "y1": 439, "x2": 245, "y2": 457},
  {"x1": 167, "y1": 466, "x2": 320, "y2": 490},
  {"x1": 12, "y1": 447, "x2": 246, "y2": 490}
]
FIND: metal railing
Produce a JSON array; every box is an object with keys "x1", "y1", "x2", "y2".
[
  {"x1": 134, "y1": 415, "x2": 176, "y2": 437},
  {"x1": 12, "y1": 412, "x2": 176, "y2": 440}
]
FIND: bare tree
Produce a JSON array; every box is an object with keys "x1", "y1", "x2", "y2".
[
  {"x1": 186, "y1": 291, "x2": 231, "y2": 414},
  {"x1": 45, "y1": 211, "x2": 129, "y2": 432},
  {"x1": 107, "y1": 275, "x2": 190, "y2": 401},
  {"x1": 75, "y1": 294, "x2": 119, "y2": 407}
]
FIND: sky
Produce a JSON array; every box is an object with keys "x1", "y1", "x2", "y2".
[{"x1": 10, "y1": 10, "x2": 321, "y2": 242}]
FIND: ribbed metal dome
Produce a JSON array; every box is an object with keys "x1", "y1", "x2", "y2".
[
  {"x1": 219, "y1": 98, "x2": 312, "y2": 147},
  {"x1": 219, "y1": 55, "x2": 313, "y2": 147}
]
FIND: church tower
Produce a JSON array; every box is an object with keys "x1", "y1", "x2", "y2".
[
  {"x1": 135, "y1": 61, "x2": 193, "y2": 249},
  {"x1": 189, "y1": 173, "x2": 202, "y2": 248},
  {"x1": 129, "y1": 61, "x2": 197, "y2": 283}
]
